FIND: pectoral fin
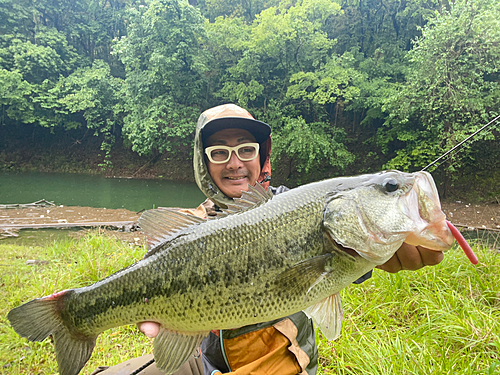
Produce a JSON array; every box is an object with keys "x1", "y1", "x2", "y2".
[
  {"x1": 153, "y1": 328, "x2": 208, "y2": 374},
  {"x1": 272, "y1": 254, "x2": 334, "y2": 296},
  {"x1": 303, "y1": 292, "x2": 343, "y2": 341}
]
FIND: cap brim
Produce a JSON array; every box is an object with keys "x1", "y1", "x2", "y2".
[{"x1": 201, "y1": 117, "x2": 271, "y2": 145}]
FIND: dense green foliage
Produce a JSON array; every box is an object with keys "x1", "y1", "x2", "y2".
[
  {"x1": 1, "y1": 0, "x2": 499, "y2": 184},
  {"x1": 380, "y1": 0, "x2": 500, "y2": 173}
]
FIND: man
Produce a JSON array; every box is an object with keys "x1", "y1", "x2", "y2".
[{"x1": 98, "y1": 104, "x2": 444, "y2": 375}]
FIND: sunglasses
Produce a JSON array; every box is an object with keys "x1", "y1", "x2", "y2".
[{"x1": 205, "y1": 143, "x2": 260, "y2": 164}]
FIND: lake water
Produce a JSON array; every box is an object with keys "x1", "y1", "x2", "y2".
[{"x1": 0, "y1": 172, "x2": 205, "y2": 212}]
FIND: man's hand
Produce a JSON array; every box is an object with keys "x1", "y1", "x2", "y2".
[
  {"x1": 376, "y1": 243, "x2": 444, "y2": 273},
  {"x1": 138, "y1": 321, "x2": 160, "y2": 338}
]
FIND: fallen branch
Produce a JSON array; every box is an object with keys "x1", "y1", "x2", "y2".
[
  {"x1": 0, "y1": 228, "x2": 19, "y2": 239},
  {"x1": 0, "y1": 221, "x2": 138, "y2": 231},
  {"x1": 453, "y1": 223, "x2": 500, "y2": 233},
  {"x1": 130, "y1": 155, "x2": 157, "y2": 178},
  {"x1": 483, "y1": 197, "x2": 500, "y2": 205},
  {"x1": 0, "y1": 199, "x2": 56, "y2": 209}
]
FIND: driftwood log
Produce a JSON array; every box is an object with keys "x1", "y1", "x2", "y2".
[
  {"x1": 454, "y1": 223, "x2": 500, "y2": 233},
  {"x1": 0, "y1": 221, "x2": 138, "y2": 240},
  {"x1": 0, "y1": 199, "x2": 140, "y2": 238},
  {"x1": 0, "y1": 199, "x2": 56, "y2": 209},
  {"x1": 0, "y1": 221, "x2": 137, "y2": 231}
]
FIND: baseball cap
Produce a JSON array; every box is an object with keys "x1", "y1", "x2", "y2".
[{"x1": 200, "y1": 104, "x2": 271, "y2": 145}]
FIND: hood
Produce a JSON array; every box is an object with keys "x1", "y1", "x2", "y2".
[{"x1": 193, "y1": 104, "x2": 272, "y2": 209}]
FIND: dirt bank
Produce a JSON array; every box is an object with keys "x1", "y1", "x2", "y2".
[
  {"x1": 0, "y1": 205, "x2": 143, "y2": 243},
  {"x1": 2, "y1": 200, "x2": 500, "y2": 244}
]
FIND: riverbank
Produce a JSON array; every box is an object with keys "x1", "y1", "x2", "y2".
[
  {"x1": 0, "y1": 123, "x2": 195, "y2": 181},
  {"x1": 0, "y1": 142, "x2": 195, "y2": 181},
  {"x1": 1, "y1": 200, "x2": 499, "y2": 245}
]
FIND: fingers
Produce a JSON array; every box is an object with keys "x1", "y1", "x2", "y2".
[
  {"x1": 137, "y1": 321, "x2": 160, "y2": 338},
  {"x1": 376, "y1": 243, "x2": 445, "y2": 273},
  {"x1": 418, "y1": 246, "x2": 445, "y2": 267},
  {"x1": 396, "y1": 242, "x2": 425, "y2": 271},
  {"x1": 376, "y1": 253, "x2": 402, "y2": 273}
]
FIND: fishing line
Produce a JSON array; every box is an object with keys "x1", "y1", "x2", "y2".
[{"x1": 421, "y1": 114, "x2": 500, "y2": 172}]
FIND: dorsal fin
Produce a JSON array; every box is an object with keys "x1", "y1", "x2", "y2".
[
  {"x1": 139, "y1": 208, "x2": 205, "y2": 257},
  {"x1": 221, "y1": 183, "x2": 274, "y2": 215}
]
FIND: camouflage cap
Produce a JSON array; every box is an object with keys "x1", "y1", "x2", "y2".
[{"x1": 199, "y1": 104, "x2": 271, "y2": 145}]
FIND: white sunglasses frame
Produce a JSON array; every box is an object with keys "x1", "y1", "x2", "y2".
[{"x1": 204, "y1": 142, "x2": 260, "y2": 164}]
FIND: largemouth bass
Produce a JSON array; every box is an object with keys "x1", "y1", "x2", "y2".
[{"x1": 8, "y1": 170, "x2": 454, "y2": 375}]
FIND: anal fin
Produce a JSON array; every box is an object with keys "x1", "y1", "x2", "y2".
[
  {"x1": 303, "y1": 292, "x2": 343, "y2": 341},
  {"x1": 153, "y1": 328, "x2": 208, "y2": 374}
]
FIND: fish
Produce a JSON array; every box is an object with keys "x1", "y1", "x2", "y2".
[{"x1": 7, "y1": 170, "x2": 455, "y2": 375}]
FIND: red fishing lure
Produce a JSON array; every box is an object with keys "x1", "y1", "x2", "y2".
[{"x1": 446, "y1": 221, "x2": 479, "y2": 264}]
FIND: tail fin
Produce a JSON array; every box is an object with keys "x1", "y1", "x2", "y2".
[{"x1": 8, "y1": 292, "x2": 97, "y2": 375}]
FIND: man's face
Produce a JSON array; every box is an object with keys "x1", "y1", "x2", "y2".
[{"x1": 206, "y1": 128, "x2": 262, "y2": 199}]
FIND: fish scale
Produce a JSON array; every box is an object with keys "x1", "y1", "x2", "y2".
[{"x1": 8, "y1": 170, "x2": 455, "y2": 375}]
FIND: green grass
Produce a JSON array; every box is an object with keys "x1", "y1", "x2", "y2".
[
  {"x1": 318, "y1": 244, "x2": 500, "y2": 374},
  {"x1": 0, "y1": 232, "x2": 152, "y2": 375},
  {"x1": 1, "y1": 234, "x2": 499, "y2": 374}
]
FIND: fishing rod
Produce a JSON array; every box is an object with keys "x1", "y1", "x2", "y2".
[{"x1": 421, "y1": 114, "x2": 500, "y2": 172}]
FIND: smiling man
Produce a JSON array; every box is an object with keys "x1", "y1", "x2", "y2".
[{"x1": 191, "y1": 103, "x2": 274, "y2": 216}]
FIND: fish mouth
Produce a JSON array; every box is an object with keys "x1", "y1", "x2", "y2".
[
  {"x1": 322, "y1": 170, "x2": 454, "y2": 266},
  {"x1": 400, "y1": 171, "x2": 454, "y2": 251}
]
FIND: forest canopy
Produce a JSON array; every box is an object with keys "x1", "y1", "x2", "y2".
[{"x1": 1, "y1": 0, "x2": 499, "y2": 186}]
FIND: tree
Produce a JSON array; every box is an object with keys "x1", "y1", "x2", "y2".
[
  {"x1": 115, "y1": 0, "x2": 208, "y2": 155},
  {"x1": 379, "y1": 0, "x2": 500, "y2": 175},
  {"x1": 206, "y1": 0, "x2": 356, "y2": 179},
  {"x1": 208, "y1": 0, "x2": 341, "y2": 107},
  {"x1": 37, "y1": 60, "x2": 124, "y2": 166},
  {"x1": 200, "y1": 0, "x2": 279, "y2": 22},
  {"x1": 0, "y1": 69, "x2": 34, "y2": 124},
  {"x1": 321, "y1": 0, "x2": 446, "y2": 151},
  {"x1": 271, "y1": 116, "x2": 355, "y2": 181}
]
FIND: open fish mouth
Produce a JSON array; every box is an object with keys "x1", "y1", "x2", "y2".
[
  {"x1": 400, "y1": 171, "x2": 454, "y2": 251},
  {"x1": 323, "y1": 170, "x2": 454, "y2": 265}
]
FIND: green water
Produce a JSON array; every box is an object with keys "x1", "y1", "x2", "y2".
[{"x1": 0, "y1": 172, "x2": 205, "y2": 212}]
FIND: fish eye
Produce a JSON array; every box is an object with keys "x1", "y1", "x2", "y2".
[{"x1": 383, "y1": 178, "x2": 399, "y2": 193}]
